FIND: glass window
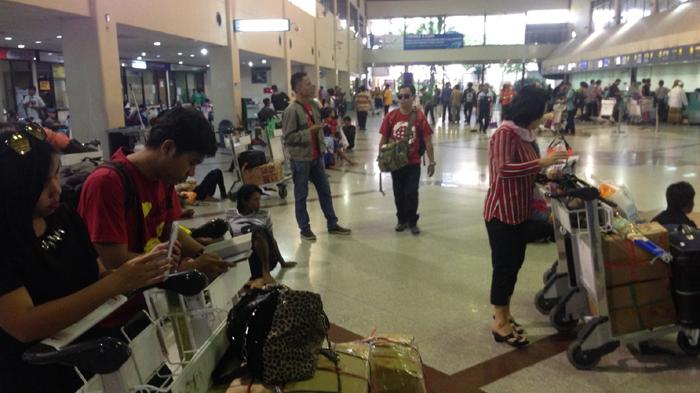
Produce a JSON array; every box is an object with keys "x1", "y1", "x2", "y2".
[
  {"x1": 142, "y1": 71, "x2": 157, "y2": 106},
  {"x1": 591, "y1": 0, "x2": 615, "y2": 30},
  {"x1": 337, "y1": 0, "x2": 348, "y2": 25},
  {"x1": 350, "y1": 4, "x2": 358, "y2": 34},
  {"x1": 485, "y1": 14, "x2": 526, "y2": 45},
  {"x1": 404, "y1": 17, "x2": 440, "y2": 34},
  {"x1": 445, "y1": 15, "x2": 485, "y2": 46},
  {"x1": 320, "y1": 0, "x2": 333, "y2": 14},
  {"x1": 368, "y1": 18, "x2": 405, "y2": 36},
  {"x1": 620, "y1": 0, "x2": 652, "y2": 24},
  {"x1": 526, "y1": 9, "x2": 572, "y2": 24},
  {"x1": 52, "y1": 64, "x2": 69, "y2": 109},
  {"x1": 125, "y1": 69, "x2": 143, "y2": 106}
]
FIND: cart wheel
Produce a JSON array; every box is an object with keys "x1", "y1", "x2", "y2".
[
  {"x1": 278, "y1": 184, "x2": 288, "y2": 199},
  {"x1": 534, "y1": 289, "x2": 558, "y2": 315},
  {"x1": 677, "y1": 331, "x2": 700, "y2": 357},
  {"x1": 550, "y1": 301, "x2": 578, "y2": 333},
  {"x1": 543, "y1": 260, "x2": 558, "y2": 284},
  {"x1": 567, "y1": 342, "x2": 600, "y2": 370}
]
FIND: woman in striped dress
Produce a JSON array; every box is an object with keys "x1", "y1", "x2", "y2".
[{"x1": 484, "y1": 86, "x2": 569, "y2": 347}]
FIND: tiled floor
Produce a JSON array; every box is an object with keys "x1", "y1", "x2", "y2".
[{"x1": 187, "y1": 112, "x2": 700, "y2": 392}]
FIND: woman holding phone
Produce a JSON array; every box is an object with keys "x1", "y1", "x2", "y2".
[{"x1": 0, "y1": 122, "x2": 174, "y2": 392}]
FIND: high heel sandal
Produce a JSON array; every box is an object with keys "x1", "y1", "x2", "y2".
[
  {"x1": 492, "y1": 330, "x2": 529, "y2": 348},
  {"x1": 492, "y1": 316, "x2": 526, "y2": 335}
]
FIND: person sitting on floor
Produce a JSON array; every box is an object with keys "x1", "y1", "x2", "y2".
[
  {"x1": 227, "y1": 185, "x2": 296, "y2": 288},
  {"x1": 653, "y1": 181, "x2": 697, "y2": 228},
  {"x1": 175, "y1": 169, "x2": 227, "y2": 203}
]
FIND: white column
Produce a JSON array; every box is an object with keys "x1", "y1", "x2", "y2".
[
  {"x1": 270, "y1": 57, "x2": 292, "y2": 98},
  {"x1": 61, "y1": 1, "x2": 124, "y2": 143}
]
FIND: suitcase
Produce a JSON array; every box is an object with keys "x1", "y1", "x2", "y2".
[
  {"x1": 668, "y1": 226, "x2": 700, "y2": 328},
  {"x1": 238, "y1": 150, "x2": 267, "y2": 170}
]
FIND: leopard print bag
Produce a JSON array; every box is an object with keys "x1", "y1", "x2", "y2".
[{"x1": 261, "y1": 287, "x2": 330, "y2": 385}]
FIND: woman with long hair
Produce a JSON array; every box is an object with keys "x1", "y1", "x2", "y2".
[{"x1": 0, "y1": 122, "x2": 173, "y2": 392}]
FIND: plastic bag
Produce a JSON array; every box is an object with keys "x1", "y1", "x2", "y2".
[
  {"x1": 599, "y1": 183, "x2": 640, "y2": 222},
  {"x1": 369, "y1": 337, "x2": 427, "y2": 393}
]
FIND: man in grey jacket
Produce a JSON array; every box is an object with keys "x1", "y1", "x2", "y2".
[{"x1": 282, "y1": 72, "x2": 351, "y2": 241}]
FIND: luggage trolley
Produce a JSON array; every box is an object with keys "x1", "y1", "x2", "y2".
[
  {"x1": 225, "y1": 118, "x2": 291, "y2": 200},
  {"x1": 534, "y1": 179, "x2": 615, "y2": 334}
]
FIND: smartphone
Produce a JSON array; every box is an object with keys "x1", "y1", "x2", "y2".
[{"x1": 167, "y1": 221, "x2": 180, "y2": 259}]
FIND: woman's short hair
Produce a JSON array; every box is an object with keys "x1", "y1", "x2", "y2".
[{"x1": 502, "y1": 86, "x2": 548, "y2": 128}]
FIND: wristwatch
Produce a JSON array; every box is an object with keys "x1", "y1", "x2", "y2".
[{"x1": 428, "y1": 162, "x2": 436, "y2": 166}]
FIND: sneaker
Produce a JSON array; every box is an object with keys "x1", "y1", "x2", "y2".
[
  {"x1": 395, "y1": 223, "x2": 407, "y2": 232},
  {"x1": 409, "y1": 225, "x2": 421, "y2": 235},
  {"x1": 300, "y1": 229, "x2": 317, "y2": 241},
  {"x1": 328, "y1": 224, "x2": 352, "y2": 235}
]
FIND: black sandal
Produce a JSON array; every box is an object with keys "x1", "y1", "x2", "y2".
[
  {"x1": 510, "y1": 318, "x2": 526, "y2": 335},
  {"x1": 492, "y1": 330, "x2": 529, "y2": 348}
]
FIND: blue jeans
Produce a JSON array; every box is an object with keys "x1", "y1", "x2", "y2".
[{"x1": 291, "y1": 159, "x2": 338, "y2": 231}]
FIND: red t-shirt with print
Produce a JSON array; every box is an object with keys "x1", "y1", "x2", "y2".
[{"x1": 379, "y1": 109, "x2": 433, "y2": 165}]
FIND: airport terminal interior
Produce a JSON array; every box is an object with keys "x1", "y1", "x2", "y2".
[{"x1": 1, "y1": 0, "x2": 700, "y2": 392}]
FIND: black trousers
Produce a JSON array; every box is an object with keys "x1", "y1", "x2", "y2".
[
  {"x1": 658, "y1": 101, "x2": 669, "y2": 122},
  {"x1": 565, "y1": 109, "x2": 576, "y2": 134},
  {"x1": 477, "y1": 110, "x2": 491, "y2": 133},
  {"x1": 249, "y1": 229, "x2": 279, "y2": 279},
  {"x1": 194, "y1": 169, "x2": 226, "y2": 200},
  {"x1": 357, "y1": 111, "x2": 368, "y2": 130},
  {"x1": 464, "y1": 103, "x2": 474, "y2": 125},
  {"x1": 486, "y1": 219, "x2": 528, "y2": 306},
  {"x1": 442, "y1": 103, "x2": 451, "y2": 123},
  {"x1": 384, "y1": 105, "x2": 390, "y2": 115},
  {"x1": 391, "y1": 164, "x2": 421, "y2": 226},
  {"x1": 425, "y1": 103, "x2": 435, "y2": 123}
]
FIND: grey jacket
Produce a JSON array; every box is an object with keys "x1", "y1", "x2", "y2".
[{"x1": 281, "y1": 99, "x2": 325, "y2": 162}]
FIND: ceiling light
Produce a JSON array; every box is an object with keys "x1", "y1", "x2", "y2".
[
  {"x1": 177, "y1": 52, "x2": 183, "y2": 56},
  {"x1": 153, "y1": 41, "x2": 161, "y2": 46},
  {"x1": 200, "y1": 48, "x2": 208, "y2": 55},
  {"x1": 248, "y1": 61, "x2": 253, "y2": 67},
  {"x1": 137, "y1": 56, "x2": 142, "y2": 60},
  {"x1": 121, "y1": 62, "x2": 126, "y2": 67},
  {"x1": 234, "y1": 19, "x2": 290, "y2": 32},
  {"x1": 262, "y1": 59, "x2": 267, "y2": 64},
  {"x1": 56, "y1": 35, "x2": 62, "y2": 39},
  {"x1": 189, "y1": 54, "x2": 195, "y2": 58},
  {"x1": 206, "y1": 64, "x2": 210, "y2": 68},
  {"x1": 571, "y1": 31, "x2": 577, "y2": 39},
  {"x1": 48, "y1": 52, "x2": 53, "y2": 56},
  {"x1": 17, "y1": 44, "x2": 25, "y2": 49},
  {"x1": 141, "y1": 52, "x2": 146, "y2": 56},
  {"x1": 35, "y1": 40, "x2": 42, "y2": 44},
  {"x1": 156, "y1": 54, "x2": 161, "y2": 58},
  {"x1": 178, "y1": 61, "x2": 183, "y2": 65},
  {"x1": 33, "y1": 57, "x2": 36, "y2": 61},
  {"x1": 4, "y1": 37, "x2": 12, "y2": 41}
]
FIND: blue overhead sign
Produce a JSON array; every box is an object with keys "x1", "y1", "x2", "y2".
[{"x1": 403, "y1": 33, "x2": 464, "y2": 50}]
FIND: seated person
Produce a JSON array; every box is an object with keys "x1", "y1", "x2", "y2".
[
  {"x1": 227, "y1": 185, "x2": 296, "y2": 288},
  {"x1": 0, "y1": 122, "x2": 172, "y2": 393},
  {"x1": 653, "y1": 181, "x2": 697, "y2": 228},
  {"x1": 257, "y1": 98, "x2": 276, "y2": 125},
  {"x1": 78, "y1": 108, "x2": 231, "y2": 327},
  {"x1": 176, "y1": 169, "x2": 227, "y2": 203},
  {"x1": 341, "y1": 115, "x2": 356, "y2": 151}
]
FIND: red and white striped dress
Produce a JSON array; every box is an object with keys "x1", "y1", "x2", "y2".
[{"x1": 483, "y1": 122, "x2": 541, "y2": 225}]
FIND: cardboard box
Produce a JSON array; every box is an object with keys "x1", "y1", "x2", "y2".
[
  {"x1": 603, "y1": 222, "x2": 670, "y2": 287},
  {"x1": 242, "y1": 162, "x2": 283, "y2": 186},
  {"x1": 607, "y1": 278, "x2": 677, "y2": 335}
]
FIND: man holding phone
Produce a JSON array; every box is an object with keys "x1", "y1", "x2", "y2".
[
  {"x1": 78, "y1": 109, "x2": 231, "y2": 327},
  {"x1": 282, "y1": 72, "x2": 351, "y2": 241}
]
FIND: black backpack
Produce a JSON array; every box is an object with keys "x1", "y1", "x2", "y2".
[
  {"x1": 574, "y1": 91, "x2": 586, "y2": 109},
  {"x1": 60, "y1": 158, "x2": 148, "y2": 252}
]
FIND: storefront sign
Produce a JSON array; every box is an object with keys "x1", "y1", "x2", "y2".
[
  {"x1": 0, "y1": 49, "x2": 34, "y2": 61},
  {"x1": 39, "y1": 80, "x2": 51, "y2": 91},
  {"x1": 39, "y1": 52, "x2": 64, "y2": 63},
  {"x1": 147, "y1": 62, "x2": 170, "y2": 71},
  {"x1": 403, "y1": 33, "x2": 464, "y2": 50}
]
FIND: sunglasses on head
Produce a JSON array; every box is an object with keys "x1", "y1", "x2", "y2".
[
  {"x1": 397, "y1": 94, "x2": 412, "y2": 100},
  {"x1": 1, "y1": 122, "x2": 47, "y2": 155}
]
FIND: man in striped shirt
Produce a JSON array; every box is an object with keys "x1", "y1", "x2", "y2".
[{"x1": 483, "y1": 86, "x2": 568, "y2": 348}]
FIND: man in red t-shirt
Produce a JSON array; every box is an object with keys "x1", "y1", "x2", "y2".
[
  {"x1": 378, "y1": 84, "x2": 436, "y2": 235},
  {"x1": 79, "y1": 108, "x2": 230, "y2": 282}
]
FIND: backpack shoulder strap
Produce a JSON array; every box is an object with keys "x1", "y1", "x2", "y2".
[
  {"x1": 98, "y1": 161, "x2": 146, "y2": 252},
  {"x1": 405, "y1": 109, "x2": 417, "y2": 141}
]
